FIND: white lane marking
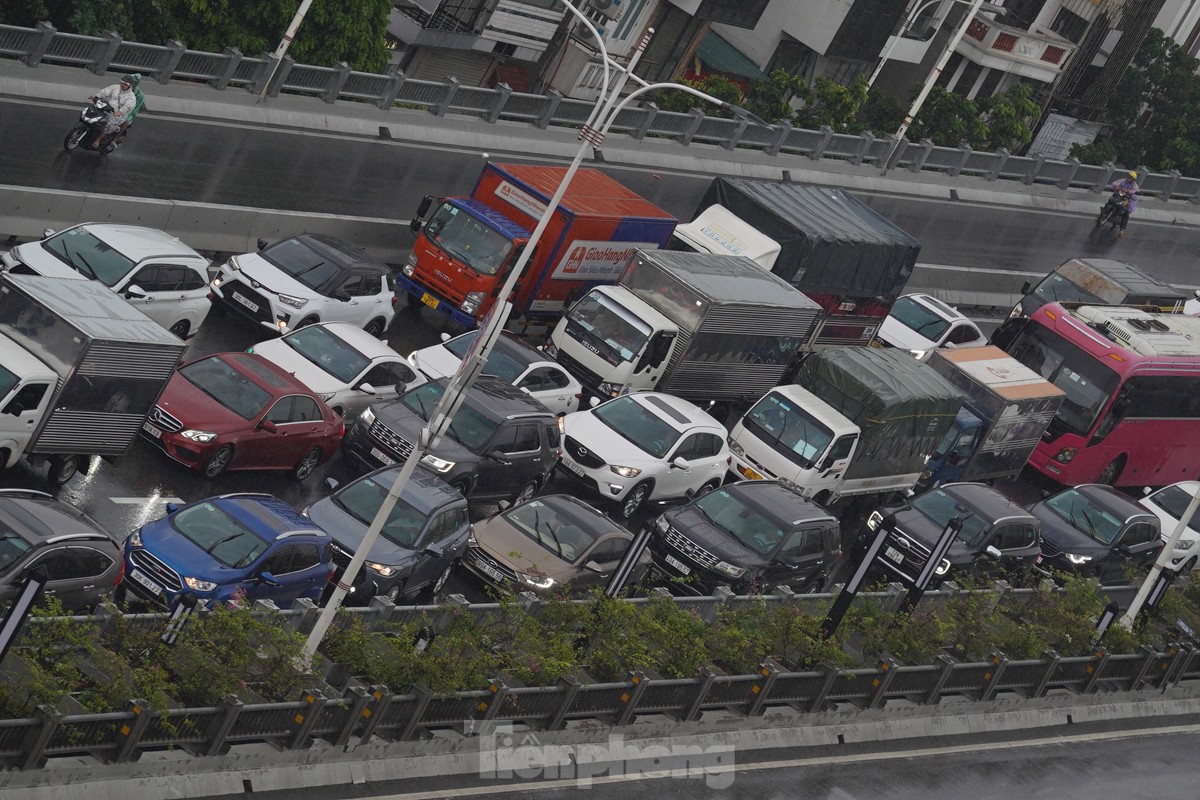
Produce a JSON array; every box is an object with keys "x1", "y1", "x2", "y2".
[
  {"x1": 110, "y1": 496, "x2": 186, "y2": 505},
  {"x1": 361, "y1": 722, "x2": 1200, "y2": 800}
]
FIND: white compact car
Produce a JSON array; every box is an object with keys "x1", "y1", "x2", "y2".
[
  {"x1": 1140, "y1": 481, "x2": 1200, "y2": 572},
  {"x1": 248, "y1": 322, "x2": 424, "y2": 419},
  {"x1": 874, "y1": 293, "x2": 987, "y2": 357},
  {"x1": 409, "y1": 330, "x2": 582, "y2": 416},
  {"x1": 211, "y1": 233, "x2": 396, "y2": 336},
  {"x1": 558, "y1": 392, "x2": 730, "y2": 518},
  {"x1": 1, "y1": 223, "x2": 212, "y2": 339}
]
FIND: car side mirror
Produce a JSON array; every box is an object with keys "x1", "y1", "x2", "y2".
[
  {"x1": 259, "y1": 419, "x2": 278, "y2": 434},
  {"x1": 259, "y1": 570, "x2": 280, "y2": 586},
  {"x1": 415, "y1": 194, "x2": 434, "y2": 219},
  {"x1": 584, "y1": 560, "x2": 606, "y2": 574},
  {"x1": 1143, "y1": 486, "x2": 1152, "y2": 496},
  {"x1": 671, "y1": 456, "x2": 690, "y2": 470},
  {"x1": 3, "y1": 402, "x2": 23, "y2": 417},
  {"x1": 1021, "y1": 281, "x2": 1031, "y2": 295},
  {"x1": 257, "y1": 238, "x2": 268, "y2": 251},
  {"x1": 124, "y1": 284, "x2": 147, "y2": 299},
  {"x1": 324, "y1": 477, "x2": 340, "y2": 491},
  {"x1": 356, "y1": 382, "x2": 377, "y2": 395},
  {"x1": 589, "y1": 397, "x2": 600, "y2": 408},
  {"x1": 497, "y1": 500, "x2": 512, "y2": 511},
  {"x1": 335, "y1": 290, "x2": 351, "y2": 302},
  {"x1": 165, "y1": 502, "x2": 179, "y2": 514},
  {"x1": 489, "y1": 449, "x2": 511, "y2": 465},
  {"x1": 424, "y1": 542, "x2": 445, "y2": 558},
  {"x1": 43, "y1": 228, "x2": 56, "y2": 238},
  {"x1": 985, "y1": 545, "x2": 1002, "y2": 559},
  {"x1": 439, "y1": 332, "x2": 451, "y2": 343}
]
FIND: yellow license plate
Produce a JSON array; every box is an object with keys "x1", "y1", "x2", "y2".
[
  {"x1": 420, "y1": 292, "x2": 439, "y2": 309},
  {"x1": 738, "y1": 464, "x2": 762, "y2": 480}
]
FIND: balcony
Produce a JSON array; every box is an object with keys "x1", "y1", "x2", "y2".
[{"x1": 957, "y1": 15, "x2": 1076, "y2": 83}]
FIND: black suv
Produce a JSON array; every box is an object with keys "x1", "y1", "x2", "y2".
[
  {"x1": 1030, "y1": 484, "x2": 1162, "y2": 584},
  {"x1": 649, "y1": 480, "x2": 840, "y2": 595},
  {"x1": 305, "y1": 465, "x2": 470, "y2": 605},
  {"x1": 863, "y1": 483, "x2": 1041, "y2": 587},
  {"x1": 343, "y1": 377, "x2": 560, "y2": 503}
]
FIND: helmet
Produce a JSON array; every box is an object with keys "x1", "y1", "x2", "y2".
[
  {"x1": 1127, "y1": 170, "x2": 1138, "y2": 179},
  {"x1": 120, "y1": 73, "x2": 140, "y2": 86}
]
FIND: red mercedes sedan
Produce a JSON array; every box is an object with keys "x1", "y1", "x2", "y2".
[{"x1": 141, "y1": 352, "x2": 344, "y2": 480}]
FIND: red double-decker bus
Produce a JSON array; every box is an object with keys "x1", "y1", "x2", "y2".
[{"x1": 1004, "y1": 303, "x2": 1200, "y2": 487}]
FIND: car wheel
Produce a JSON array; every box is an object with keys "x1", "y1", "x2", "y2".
[
  {"x1": 512, "y1": 478, "x2": 540, "y2": 505},
  {"x1": 203, "y1": 444, "x2": 234, "y2": 479},
  {"x1": 293, "y1": 447, "x2": 322, "y2": 481},
  {"x1": 620, "y1": 482, "x2": 651, "y2": 519},
  {"x1": 383, "y1": 584, "x2": 401, "y2": 602},
  {"x1": 168, "y1": 320, "x2": 190, "y2": 339},
  {"x1": 48, "y1": 455, "x2": 82, "y2": 485},
  {"x1": 1096, "y1": 457, "x2": 1124, "y2": 486},
  {"x1": 363, "y1": 317, "x2": 387, "y2": 338},
  {"x1": 695, "y1": 479, "x2": 720, "y2": 498},
  {"x1": 295, "y1": 315, "x2": 320, "y2": 329},
  {"x1": 449, "y1": 479, "x2": 471, "y2": 497},
  {"x1": 1185, "y1": 556, "x2": 1198, "y2": 573}
]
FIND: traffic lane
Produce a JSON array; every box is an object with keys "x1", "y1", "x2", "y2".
[{"x1": 5, "y1": 98, "x2": 1200, "y2": 283}]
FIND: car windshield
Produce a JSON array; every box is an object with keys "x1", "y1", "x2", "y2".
[
  {"x1": 1045, "y1": 489, "x2": 1124, "y2": 545},
  {"x1": 910, "y1": 489, "x2": 990, "y2": 548},
  {"x1": 889, "y1": 296, "x2": 951, "y2": 342},
  {"x1": 333, "y1": 475, "x2": 429, "y2": 549},
  {"x1": 400, "y1": 382, "x2": 499, "y2": 451},
  {"x1": 744, "y1": 393, "x2": 833, "y2": 467},
  {"x1": 1007, "y1": 324, "x2": 1120, "y2": 438},
  {"x1": 503, "y1": 498, "x2": 603, "y2": 564},
  {"x1": 259, "y1": 238, "x2": 342, "y2": 293},
  {"x1": 564, "y1": 292, "x2": 652, "y2": 364},
  {"x1": 1031, "y1": 273, "x2": 1105, "y2": 307},
  {"x1": 180, "y1": 356, "x2": 273, "y2": 420},
  {"x1": 693, "y1": 489, "x2": 786, "y2": 556},
  {"x1": 41, "y1": 227, "x2": 134, "y2": 286},
  {"x1": 280, "y1": 325, "x2": 371, "y2": 384},
  {"x1": 0, "y1": 530, "x2": 32, "y2": 575},
  {"x1": 423, "y1": 203, "x2": 513, "y2": 277},
  {"x1": 444, "y1": 332, "x2": 530, "y2": 383},
  {"x1": 593, "y1": 396, "x2": 681, "y2": 459},
  {"x1": 1148, "y1": 485, "x2": 1200, "y2": 535},
  {"x1": 172, "y1": 502, "x2": 269, "y2": 569}
]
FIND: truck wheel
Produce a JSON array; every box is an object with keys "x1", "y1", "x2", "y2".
[
  {"x1": 48, "y1": 455, "x2": 81, "y2": 485},
  {"x1": 203, "y1": 445, "x2": 234, "y2": 479},
  {"x1": 1096, "y1": 457, "x2": 1125, "y2": 486}
]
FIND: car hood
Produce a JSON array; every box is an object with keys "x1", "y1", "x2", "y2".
[
  {"x1": 408, "y1": 344, "x2": 458, "y2": 382},
  {"x1": 562, "y1": 408, "x2": 663, "y2": 468},
  {"x1": 1029, "y1": 503, "x2": 1110, "y2": 556},
  {"x1": 877, "y1": 316, "x2": 937, "y2": 352},
  {"x1": 887, "y1": 509, "x2": 975, "y2": 563},
  {"x1": 135, "y1": 518, "x2": 249, "y2": 581},
  {"x1": 659, "y1": 506, "x2": 771, "y2": 569},
  {"x1": 232, "y1": 253, "x2": 324, "y2": 301},
  {"x1": 371, "y1": 400, "x2": 476, "y2": 461},
  {"x1": 157, "y1": 372, "x2": 265, "y2": 434},
  {"x1": 473, "y1": 516, "x2": 579, "y2": 581},
  {"x1": 250, "y1": 339, "x2": 344, "y2": 394},
  {"x1": 305, "y1": 496, "x2": 419, "y2": 565},
  {"x1": 6, "y1": 242, "x2": 91, "y2": 281}
]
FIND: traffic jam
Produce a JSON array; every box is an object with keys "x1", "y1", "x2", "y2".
[{"x1": 1, "y1": 162, "x2": 1198, "y2": 613}]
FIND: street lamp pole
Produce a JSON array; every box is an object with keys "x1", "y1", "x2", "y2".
[
  {"x1": 1119, "y1": 491, "x2": 1200, "y2": 630},
  {"x1": 258, "y1": 0, "x2": 317, "y2": 101},
  {"x1": 867, "y1": 0, "x2": 943, "y2": 90}
]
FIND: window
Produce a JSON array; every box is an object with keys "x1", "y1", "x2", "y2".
[
  {"x1": 266, "y1": 397, "x2": 294, "y2": 424},
  {"x1": 182, "y1": 267, "x2": 208, "y2": 291},
  {"x1": 5, "y1": 382, "x2": 48, "y2": 415},
  {"x1": 672, "y1": 434, "x2": 702, "y2": 461},
  {"x1": 520, "y1": 367, "x2": 570, "y2": 392},
  {"x1": 1119, "y1": 376, "x2": 1200, "y2": 420},
  {"x1": 285, "y1": 544, "x2": 321, "y2": 573},
  {"x1": 500, "y1": 425, "x2": 541, "y2": 454},
  {"x1": 545, "y1": 422, "x2": 560, "y2": 450},
  {"x1": 363, "y1": 362, "x2": 416, "y2": 389},
  {"x1": 588, "y1": 536, "x2": 630, "y2": 563},
  {"x1": 826, "y1": 435, "x2": 856, "y2": 464},
  {"x1": 947, "y1": 324, "x2": 982, "y2": 345},
  {"x1": 779, "y1": 530, "x2": 823, "y2": 560},
  {"x1": 130, "y1": 265, "x2": 167, "y2": 292},
  {"x1": 992, "y1": 524, "x2": 1037, "y2": 551},
  {"x1": 26, "y1": 549, "x2": 75, "y2": 580},
  {"x1": 1122, "y1": 523, "x2": 1159, "y2": 547},
  {"x1": 70, "y1": 547, "x2": 115, "y2": 578},
  {"x1": 1007, "y1": 325, "x2": 1120, "y2": 438},
  {"x1": 338, "y1": 277, "x2": 363, "y2": 298},
  {"x1": 287, "y1": 396, "x2": 322, "y2": 422},
  {"x1": 263, "y1": 546, "x2": 298, "y2": 575}
]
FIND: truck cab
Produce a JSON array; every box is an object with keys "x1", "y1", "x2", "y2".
[
  {"x1": 548, "y1": 285, "x2": 678, "y2": 397},
  {"x1": 916, "y1": 407, "x2": 985, "y2": 491},
  {"x1": 0, "y1": 335, "x2": 58, "y2": 468},
  {"x1": 727, "y1": 385, "x2": 860, "y2": 504}
]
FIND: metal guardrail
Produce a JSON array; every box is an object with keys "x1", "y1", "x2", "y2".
[{"x1": 4, "y1": 21, "x2": 1200, "y2": 203}]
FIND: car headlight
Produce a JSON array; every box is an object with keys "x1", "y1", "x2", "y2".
[
  {"x1": 543, "y1": 343, "x2": 558, "y2": 358},
  {"x1": 1065, "y1": 553, "x2": 1093, "y2": 565},
  {"x1": 726, "y1": 436, "x2": 744, "y2": 457},
  {"x1": 1176, "y1": 539, "x2": 1195, "y2": 550},
  {"x1": 128, "y1": 530, "x2": 143, "y2": 548},
  {"x1": 610, "y1": 464, "x2": 641, "y2": 478},
  {"x1": 421, "y1": 454, "x2": 455, "y2": 473},
  {"x1": 460, "y1": 291, "x2": 485, "y2": 315},
  {"x1": 360, "y1": 407, "x2": 376, "y2": 426},
  {"x1": 556, "y1": 416, "x2": 565, "y2": 434},
  {"x1": 403, "y1": 253, "x2": 417, "y2": 277},
  {"x1": 183, "y1": 576, "x2": 218, "y2": 592},
  {"x1": 655, "y1": 516, "x2": 669, "y2": 533},
  {"x1": 715, "y1": 561, "x2": 746, "y2": 578},
  {"x1": 518, "y1": 572, "x2": 555, "y2": 589},
  {"x1": 777, "y1": 476, "x2": 803, "y2": 493},
  {"x1": 367, "y1": 561, "x2": 396, "y2": 577},
  {"x1": 910, "y1": 349, "x2": 928, "y2": 360},
  {"x1": 467, "y1": 526, "x2": 477, "y2": 547},
  {"x1": 180, "y1": 430, "x2": 218, "y2": 443},
  {"x1": 278, "y1": 293, "x2": 307, "y2": 309},
  {"x1": 319, "y1": 392, "x2": 336, "y2": 402},
  {"x1": 934, "y1": 559, "x2": 951, "y2": 576},
  {"x1": 866, "y1": 511, "x2": 883, "y2": 531},
  {"x1": 1007, "y1": 305, "x2": 1021, "y2": 319},
  {"x1": 226, "y1": 257, "x2": 241, "y2": 273},
  {"x1": 210, "y1": 274, "x2": 224, "y2": 288}
]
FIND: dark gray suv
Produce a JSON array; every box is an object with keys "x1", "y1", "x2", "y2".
[
  {"x1": 343, "y1": 377, "x2": 560, "y2": 504},
  {"x1": 305, "y1": 465, "x2": 469, "y2": 604}
]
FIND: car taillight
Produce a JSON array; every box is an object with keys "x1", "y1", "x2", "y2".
[
  {"x1": 726, "y1": 455, "x2": 733, "y2": 466},
  {"x1": 834, "y1": 548, "x2": 844, "y2": 561},
  {"x1": 337, "y1": 420, "x2": 346, "y2": 438},
  {"x1": 114, "y1": 558, "x2": 126, "y2": 587},
  {"x1": 391, "y1": 295, "x2": 399, "y2": 304}
]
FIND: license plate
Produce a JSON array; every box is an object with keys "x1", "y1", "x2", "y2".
[
  {"x1": 476, "y1": 559, "x2": 506, "y2": 583},
  {"x1": 420, "y1": 292, "x2": 439, "y2": 310},
  {"x1": 884, "y1": 546, "x2": 904, "y2": 564},
  {"x1": 128, "y1": 568, "x2": 163, "y2": 595},
  {"x1": 737, "y1": 464, "x2": 762, "y2": 481},
  {"x1": 1036, "y1": 555, "x2": 1043, "y2": 565},
  {"x1": 665, "y1": 554, "x2": 691, "y2": 575},
  {"x1": 142, "y1": 421, "x2": 162, "y2": 439},
  {"x1": 370, "y1": 447, "x2": 396, "y2": 466},
  {"x1": 231, "y1": 292, "x2": 259, "y2": 313},
  {"x1": 562, "y1": 458, "x2": 586, "y2": 478}
]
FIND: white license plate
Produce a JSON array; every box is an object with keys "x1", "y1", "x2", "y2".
[
  {"x1": 476, "y1": 560, "x2": 506, "y2": 583},
  {"x1": 562, "y1": 458, "x2": 586, "y2": 478},
  {"x1": 128, "y1": 568, "x2": 163, "y2": 595},
  {"x1": 665, "y1": 554, "x2": 691, "y2": 575},
  {"x1": 370, "y1": 447, "x2": 396, "y2": 466},
  {"x1": 884, "y1": 545, "x2": 905, "y2": 564},
  {"x1": 231, "y1": 292, "x2": 259, "y2": 312},
  {"x1": 142, "y1": 421, "x2": 162, "y2": 438}
]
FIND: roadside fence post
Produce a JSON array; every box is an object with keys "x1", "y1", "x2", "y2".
[
  {"x1": 156, "y1": 40, "x2": 186, "y2": 83},
  {"x1": 1057, "y1": 157, "x2": 1080, "y2": 190},
  {"x1": 88, "y1": 31, "x2": 122, "y2": 76},
  {"x1": 430, "y1": 77, "x2": 460, "y2": 117},
  {"x1": 377, "y1": 65, "x2": 406, "y2": 110},
  {"x1": 614, "y1": 671, "x2": 649, "y2": 725},
  {"x1": 747, "y1": 659, "x2": 782, "y2": 716},
  {"x1": 807, "y1": 125, "x2": 833, "y2": 161},
  {"x1": 546, "y1": 676, "x2": 581, "y2": 731},
  {"x1": 1022, "y1": 154, "x2": 1045, "y2": 185},
  {"x1": 323, "y1": 61, "x2": 352, "y2": 104},
  {"x1": 984, "y1": 148, "x2": 1009, "y2": 182},
  {"x1": 332, "y1": 683, "x2": 374, "y2": 746},
  {"x1": 683, "y1": 668, "x2": 717, "y2": 722},
  {"x1": 20, "y1": 21, "x2": 56, "y2": 67},
  {"x1": 202, "y1": 694, "x2": 244, "y2": 756},
  {"x1": 534, "y1": 89, "x2": 562, "y2": 129},
  {"x1": 1082, "y1": 647, "x2": 1110, "y2": 694},
  {"x1": 351, "y1": 685, "x2": 392, "y2": 745},
  {"x1": 211, "y1": 47, "x2": 242, "y2": 90},
  {"x1": 21, "y1": 705, "x2": 61, "y2": 770},
  {"x1": 765, "y1": 120, "x2": 792, "y2": 157},
  {"x1": 1161, "y1": 169, "x2": 1182, "y2": 202},
  {"x1": 1031, "y1": 650, "x2": 1060, "y2": 698},
  {"x1": 906, "y1": 138, "x2": 934, "y2": 173},
  {"x1": 678, "y1": 108, "x2": 705, "y2": 147},
  {"x1": 630, "y1": 102, "x2": 657, "y2": 140},
  {"x1": 948, "y1": 143, "x2": 972, "y2": 177},
  {"x1": 849, "y1": 131, "x2": 875, "y2": 166},
  {"x1": 868, "y1": 656, "x2": 900, "y2": 708},
  {"x1": 722, "y1": 115, "x2": 748, "y2": 151},
  {"x1": 485, "y1": 83, "x2": 512, "y2": 123},
  {"x1": 114, "y1": 699, "x2": 153, "y2": 763},
  {"x1": 979, "y1": 651, "x2": 1008, "y2": 701}
]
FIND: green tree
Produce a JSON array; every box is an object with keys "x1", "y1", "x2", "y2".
[
  {"x1": 743, "y1": 68, "x2": 806, "y2": 125},
  {"x1": 793, "y1": 76, "x2": 868, "y2": 132},
  {"x1": 856, "y1": 88, "x2": 905, "y2": 135},
  {"x1": 907, "y1": 86, "x2": 988, "y2": 148},
  {"x1": 654, "y1": 74, "x2": 744, "y2": 117},
  {"x1": 979, "y1": 82, "x2": 1040, "y2": 152}
]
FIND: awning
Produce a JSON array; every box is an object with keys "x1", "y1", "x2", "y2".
[{"x1": 695, "y1": 31, "x2": 766, "y2": 80}]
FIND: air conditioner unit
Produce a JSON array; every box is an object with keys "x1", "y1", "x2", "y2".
[{"x1": 1074, "y1": 305, "x2": 1200, "y2": 357}]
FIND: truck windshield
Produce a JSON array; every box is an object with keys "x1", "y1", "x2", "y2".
[
  {"x1": 744, "y1": 393, "x2": 833, "y2": 467},
  {"x1": 42, "y1": 227, "x2": 135, "y2": 286},
  {"x1": 1007, "y1": 324, "x2": 1119, "y2": 438},
  {"x1": 593, "y1": 396, "x2": 681, "y2": 458},
  {"x1": 1031, "y1": 273, "x2": 1105, "y2": 307},
  {"x1": 0, "y1": 364, "x2": 18, "y2": 401},
  {"x1": 423, "y1": 203, "x2": 513, "y2": 276},
  {"x1": 694, "y1": 489, "x2": 786, "y2": 556},
  {"x1": 565, "y1": 292, "x2": 651, "y2": 364},
  {"x1": 888, "y1": 296, "x2": 951, "y2": 342}
]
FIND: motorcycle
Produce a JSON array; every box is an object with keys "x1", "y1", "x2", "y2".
[
  {"x1": 1094, "y1": 189, "x2": 1132, "y2": 237},
  {"x1": 63, "y1": 98, "x2": 122, "y2": 154}
]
